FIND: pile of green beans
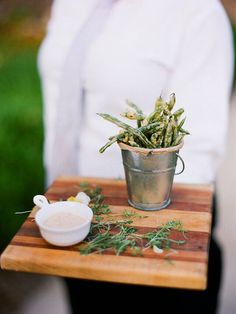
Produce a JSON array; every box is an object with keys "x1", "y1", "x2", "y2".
[{"x1": 98, "y1": 94, "x2": 190, "y2": 153}]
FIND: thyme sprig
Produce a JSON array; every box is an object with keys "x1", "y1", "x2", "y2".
[
  {"x1": 143, "y1": 220, "x2": 186, "y2": 250},
  {"x1": 80, "y1": 219, "x2": 136, "y2": 255},
  {"x1": 78, "y1": 183, "x2": 187, "y2": 256},
  {"x1": 80, "y1": 219, "x2": 186, "y2": 256},
  {"x1": 79, "y1": 182, "x2": 111, "y2": 215},
  {"x1": 122, "y1": 209, "x2": 148, "y2": 219}
]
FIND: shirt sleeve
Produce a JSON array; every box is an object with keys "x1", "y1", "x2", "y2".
[
  {"x1": 37, "y1": 0, "x2": 86, "y2": 186},
  {"x1": 165, "y1": 4, "x2": 234, "y2": 184}
]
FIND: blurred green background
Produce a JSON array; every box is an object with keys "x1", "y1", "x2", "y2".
[
  {"x1": 0, "y1": 0, "x2": 49, "y2": 251},
  {"x1": 0, "y1": 0, "x2": 235, "y2": 252}
]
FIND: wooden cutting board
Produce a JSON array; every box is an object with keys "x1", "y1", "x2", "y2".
[{"x1": 0, "y1": 176, "x2": 213, "y2": 290}]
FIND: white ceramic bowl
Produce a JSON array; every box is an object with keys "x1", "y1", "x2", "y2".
[{"x1": 33, "y1": 195, "x2": 93, "y2": 246}]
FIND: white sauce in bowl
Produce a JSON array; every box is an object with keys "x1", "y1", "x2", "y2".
[{"x1": 43, "y1": 212, "x2": 86, "y2": 229}]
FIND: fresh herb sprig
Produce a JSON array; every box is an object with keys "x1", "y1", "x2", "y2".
[
  {"x1": 79, "y1": 182, "x2": 111, "y2": 215},
  {"x1": 80, "y1": 219, "x2": 136, "y2": 255},
  {"x1": 80, "y1": 219, "x2": 187, "y2": 256},
  {"x1": 143, "y1": 220, "x2": 186, "y2": 250},
  {"x1": 122, "y1": 209, "x2": 148, "y2": 219},
  {"x1": 78, "y1": 184, "x2": 187, "y2": 256}
]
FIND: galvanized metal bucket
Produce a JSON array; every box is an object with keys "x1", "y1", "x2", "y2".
[{"x1": 119, "y1": 142, "x2": 185, "y2": 211}]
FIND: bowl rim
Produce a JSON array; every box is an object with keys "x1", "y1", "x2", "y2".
[{"x1": 35, "y1": 204, "x2": 93, "y2": 233}]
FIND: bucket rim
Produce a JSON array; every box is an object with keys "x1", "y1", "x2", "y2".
[{"x1": 118, "y1": 141, "x2": 183, "y2": 154}]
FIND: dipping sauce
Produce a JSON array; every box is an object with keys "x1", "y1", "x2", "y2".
[{"x1": 43, "y1": 212, "x2": 86, "y2": 229}]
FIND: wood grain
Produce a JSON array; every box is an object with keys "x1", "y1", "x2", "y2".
[
  {"x1": 1, "y1": 246, "x2": 207, "y2": 289},
  {"x1": 0, "y1": 176, "x2": 213, "y2": 290}
]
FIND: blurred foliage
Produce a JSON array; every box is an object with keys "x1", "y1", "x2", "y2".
[{"x1": 0, "y1": 24, "x2": 45, "y2": 251}]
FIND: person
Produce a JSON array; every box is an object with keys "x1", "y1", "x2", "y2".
[{"x1": 37, "y1": 0, "x2": 234, "y2": 313}]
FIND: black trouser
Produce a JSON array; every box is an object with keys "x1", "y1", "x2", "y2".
[{"x1": 65, "y1": 196, "x2": 222, "y2": 314}]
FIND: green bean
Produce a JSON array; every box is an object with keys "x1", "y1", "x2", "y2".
[
  {"x1": 99, "y1": 136, "x2": 120, "y2": 153},
  {"x1": 141, "y1": 118, "x2": 149, "y2": 126},
  {"x1": 97, "y1": 113, "x2": 155, "y2": 148},
  {"x1": 138, "y1": 122, "x2": 161, "y2": 134},
  {"x1": 121, "y1": 111, "x2": 145, "y2": 121},
  {"x1": 177, "y1": 117, "x2": 190, "y2": 135},
  {"x1": 99, "y1": 94, "x2": 189, "y2": 152},
  {"x1": 163, "y1": 122, "x2": 173, "y2": 147},
  {"x1": 128, "y1": 140, "x2": 140, "y2": 147},
  {"x1": 163, "y1": 104, "x2": 171, "y2": 117},
  {"x1": 155, "y1": 96, "x2": 165, "y2": 111},
  {"x1": 179, "y1": 127, "x2": 190, "y2": 135},
  {"x1": 171, "y1": 119, "x2": 179, "y2": 145},
  {"x1": 167, "y1": 93, "x2": 176, "y2": 111},
  {"x1": 122, "y1": 133, "x2": 129, "y2": 143},
  {"x1": 178, "y1": 117, "x2": 186, "y2": 130},
  {"x1": 150, "y1": 133, "x2": 158, "y2": 146},
  {"x1": 109, "y1": 134, "x2": 121, "y2": 141},
  {"x1": 146, "y1": 108, "x2": 163, "y2": 123},
  {"x1": 172, "y1": 134, "x2": 185, "y2": 146},
  {"x1": 125, "y1": 100, "x2": 145, "y2": 127},
  {"x1": 156, "y1": 133, "x2": 164, "y2": 148},
  {"x1": 172, "y1": 108, "x2": 184, "y2": 120},
  {"x1": 126, "y1": 100, "x2": 144, "y2": 115},
  {"x1": 120, "y1": 111, "x2": 136, "y2": 120}
]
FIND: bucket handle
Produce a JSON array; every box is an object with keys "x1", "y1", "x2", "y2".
[{"x1": 175, "y1": 153, "x2": 185, "y2": 175}]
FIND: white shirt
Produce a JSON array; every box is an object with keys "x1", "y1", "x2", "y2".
[{"x1": 38, "y1": 0, "x2": 233, "y2": 186}]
